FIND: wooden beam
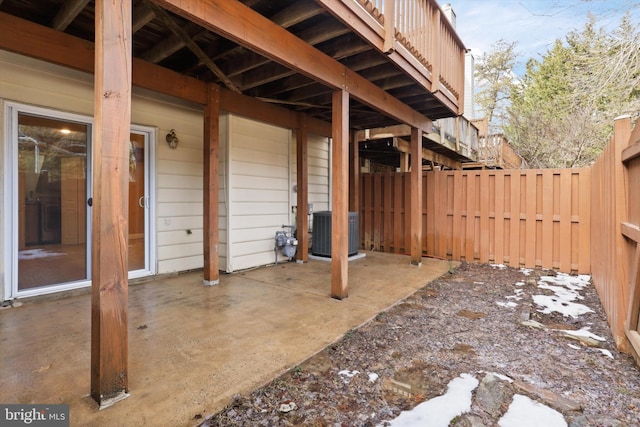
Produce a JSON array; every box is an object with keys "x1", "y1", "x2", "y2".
[
  {"x1": 0, "y1": 12, "x2": 333, "y2": 136},
  {"x1": 91, "y1": 0, "x2": 131, "y2": 407},
  {"x1": 331, "y1": 90, "x2": 349, "y2": 299},
  {"x1": 52, "y1": 0, "x2": 91, "y2": 31},
  {"x1": 132, "y1": 2, "x2": 156, "y2": 33},
  {"x1": 146, "y1": 2, "x2": 241, "y2": 93},
  {"x1": 140, "y1": 27, "x2": 208, "y2": 63},
  {"x1": 155, "y1": 0, "x2": 432, "y2": 132},
  {"x1": 410, "y1": 127, "x2": 423, "y2": 265},
  {"x1": 296, "y1": 114, "x2": 309, "y2": 263},
  {"x1": 349, "y1": 130, "x2": 360, "y2": 212},
  {"x1": 395, "y1": 138, "x2": 463, "y2": 170},
  {"x1": 203, "y1": 83, "x2": 221, "y2": 285}
]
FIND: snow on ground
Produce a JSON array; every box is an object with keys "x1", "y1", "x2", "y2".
[
  {"x1": 563, "y1": 326, "x2": 605, "y2": 342},
  {"x1": 532, "y1": 273, "x2": 594, "y2": 318},
  {"x1": 383, "y1": 374, "x2": 478, "y2": 427},
  {"x1": 18, "y1": 249, "x2": 65, "y2": 260},
  {"x1": 498, "y1": 394, "x2": 567, "y2": 427},
  {"x1": 338, "y1": 370, "x2": 359, "y2": 384}
]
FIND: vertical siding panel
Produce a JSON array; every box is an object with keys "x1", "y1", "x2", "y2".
[
  {"x1": 579, "y1": 169, "x2": 591, "y2": 274},
  {"x1": 452, "y1": 171, "x2": 463, "y2": 260},
  {"x1": 393, "y1": 173, "x2": 403, "y2": 253},
  {"x1": 438, "y1": 171, "x2": 448, "y2": 258},
  {"x1": 363, "y1": 174, "x2": 372, "y2": 250},
  {"x1": 445, "y1": 173, "x2": 454, "y2": 259},
  {"x1": 494, "y1": 172, "x2": 505, "y2": 265},
  {"x1": 510, "y1": 172, "x2": 521, "y2": 268},
  {"x1": 404, "y1": 173, "x2": 411, "y2": 253},
  {"x1": 383, "y1": 172, "x2": 392, "y2": 252},
  {"x1": 559, "y1": 169, "x2": 572, "y2": 271},
  {"x1": 525, "y1": 170, "x2": 537, "y2": 268},
  {"x1": 426, "y1": 171, "x2": 436, "y2": 256},
  {"x1": 373, "y1": 173, "x2": 382, "y2": 251},
  {"x1": 423, "y1": 172, "x2": 430, "y2": 255},
  {"x1": 541, "y1": 170, "x2": 554, "y2": 269},
  {"x1": 465, "y1": 172, "x2": 476, "y2": 262},
  {"x1": 479, "y1": 171, "x2": 490, "y2": 263}
]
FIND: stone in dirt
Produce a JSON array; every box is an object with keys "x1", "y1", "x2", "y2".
[
  {"x1": 475, "y1": 373, "x2": 512, "y2": 417},
  {"x1": 513, "y1": 380, "x2": 582, "y2": 412}
]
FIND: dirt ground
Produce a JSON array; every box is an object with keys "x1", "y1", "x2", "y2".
[{"x1": 200, "y1": 262, "x2": 640, "y2": 426}]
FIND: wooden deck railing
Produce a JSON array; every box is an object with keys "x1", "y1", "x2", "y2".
[{"x1": 347, "y1": 0, "x2": 466, "y2": 113}]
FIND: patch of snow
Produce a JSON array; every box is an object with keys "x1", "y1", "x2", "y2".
[
  {"x1": 498, "y1": 394, "x2": 567, "y2": 427},
  {"x1": 18, "y1": 249, "x2": 66, "y2": 260},
  {"x1": 491, "y1": 264, "x2": 507, "y2": 269},
  {"x1": 496, "y1": 301, "x2": 517, "y2": 308},
  {"x1": 505, "y1": 295, "x2": 523, "y2": 300},
  {"x1": 338, "y1": 370, "x2": 359, "y2": 383},
  {"x1": 563, "y1": 327, "x2": 605, "y2": 342},
  {"x1": 515, "y1": 281, "x2": 526, "y2": 286},
  {"x1": 533, "y1": 295, "x2": 594, "y2": 318},
  {"x1": 567, "y1": 344, "x2": 581, "y2": 350},
  {"x1": 598, "y1": 349, "x2": 614, "y2": 359},
  {"x1": 520, "y1": 268, "x2": 533, "y2": 276},
  {"x1": 382, "y1": 373, "x2": 478, "y2": 427},
  {"x1": 368, "y1": 372, "x2": 379, "y2": 383},
  {"x1": 532, "y1": 273, "x2": 594, "y2": 318}
]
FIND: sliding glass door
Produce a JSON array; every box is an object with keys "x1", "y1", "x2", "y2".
[
  {"x1": 16, "y1": 112, "x2": 90, "y2": 291},
  {"x1": 5, "y1": 104, "x2": 155, "y2": 298}
]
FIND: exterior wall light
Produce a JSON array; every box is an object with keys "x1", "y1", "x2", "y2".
[{"x1": 166, "y1": 129, "x2": 179, "y2": 149}]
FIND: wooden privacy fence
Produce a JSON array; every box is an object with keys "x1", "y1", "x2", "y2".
[
  {"x1": 591, "y1": 116, "x2": 640, "y2": 353},
  {"x1": 360, "y1": 168, "x2": 591, "y2": 273}
]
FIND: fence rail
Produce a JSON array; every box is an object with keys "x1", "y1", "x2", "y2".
[{"x1": 360, "y1": 169, "x2": 591, "y2": 273}]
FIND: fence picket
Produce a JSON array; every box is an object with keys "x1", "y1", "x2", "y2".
[{"x1": 360, "y1": 168, "x2": 589, "y2": 273}]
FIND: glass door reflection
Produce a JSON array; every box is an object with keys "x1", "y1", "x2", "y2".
[{"x1": 17, "y1": 113, "x2": 88, "y2": 290}]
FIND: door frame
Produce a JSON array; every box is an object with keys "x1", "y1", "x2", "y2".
[
  {"x1": 129, "y1": 124, "x2": 157, "y2": 280},
  {"x1": 3, "y1": 102, "x2": 157, "y2": 299}
]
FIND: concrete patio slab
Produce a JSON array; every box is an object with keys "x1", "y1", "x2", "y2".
[{"x1": 0, "y1": 252, "x2": 453, "y2": 426}]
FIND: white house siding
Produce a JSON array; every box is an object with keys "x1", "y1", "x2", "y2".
[
  {"x1": 225, "y1": 115, "x2": 292, "y2": 272},
  {"x1": 290, "y1": 132, "x2": 331, "y2": 231},
  {"x1": 0, "y1": 50, "x2": 231, "y2": 298}
]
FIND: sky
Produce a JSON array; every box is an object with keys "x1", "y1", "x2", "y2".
[{"x1": 447, "y1": 0, "x2": 640, "y2": 76}]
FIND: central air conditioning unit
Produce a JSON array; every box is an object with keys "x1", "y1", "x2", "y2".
[{"x1": 312, "y1": 211, "x2": 359, "y2": 257}]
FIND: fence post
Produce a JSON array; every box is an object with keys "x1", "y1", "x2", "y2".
[{"x1": 612, "y1": 116, "x2": 632, "y2": 351}]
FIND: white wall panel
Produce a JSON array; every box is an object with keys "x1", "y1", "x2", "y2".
[{"x1": 226, "y1": 115, "x2": 291, "y2": 272}]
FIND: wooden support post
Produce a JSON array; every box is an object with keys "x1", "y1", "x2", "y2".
[
  {"x1": 383, "y1": 0, "x2": 395, "y2": 53},
  {"x1": 91, "y1": 0, "x2": 131, "y2": 406},
  {"x1": 400, "y1": 151, "x2": 409, "y2": 172},
  {"x1": 349, "y1": 130, "x2": 359, "y2": 212},
  {"x1": 331, "y1": 90, "x2": 349, "y2": 299},
  {"x1": 410, "y1": 127, "x2": 423, "y2": 266},
  {"x1": 203, "y1": 83, "x2": 221, "y2": 285},
  {"x1": 296, "y1": 113, "x2": 309, "y2": 262}
]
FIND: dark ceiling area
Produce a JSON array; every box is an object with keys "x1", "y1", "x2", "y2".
[{"x1": 0, "y1": 0, "x2": 457, "y2": 131}]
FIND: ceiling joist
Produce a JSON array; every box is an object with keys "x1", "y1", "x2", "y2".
[
  {"x1": 146, "y1": 2, "x2": 241, "y2": 94},
  {"x1": 52, "y1": 0, "x2": 90, "y2": 31}
]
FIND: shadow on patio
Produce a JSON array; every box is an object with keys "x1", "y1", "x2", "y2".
[{"x1": 0, "y1": 252, "x2": 453, "y2": 426}]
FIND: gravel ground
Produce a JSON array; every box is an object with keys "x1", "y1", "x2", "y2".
[{"x1": 200, "y1": 262, "x2": 640, "y2": 426}]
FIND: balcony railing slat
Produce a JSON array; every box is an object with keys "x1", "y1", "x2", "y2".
[{"x1": 347, "y1": 0, "x2": 465, "y2": 114}]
